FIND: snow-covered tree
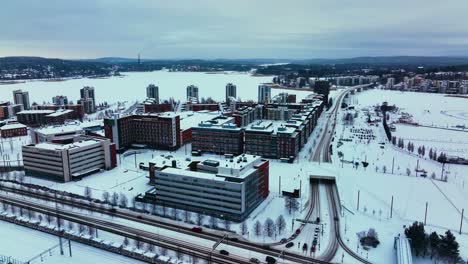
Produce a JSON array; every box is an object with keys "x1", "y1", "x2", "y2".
[
  {"x1": 284, "y1": 197, "x2": 299, "y2": 215},
  {"x1": 253, "y1": 220, "x2": 262, "y2": 236},
  {"x1": 102, "y1": 191, "x2": 110, "y2": 203},
  {"x1": 240, "y1": 221, "x2": 248, "y2": 236},
  {"x1": 84, "y1": 186, "x2": 92, "y2": 200},
  {"x1": 276, "y1": 215, "x2": 286, "y2": 235},
  {"x1": 263, "y1": 218, "x2": 276, "y2": 237}
]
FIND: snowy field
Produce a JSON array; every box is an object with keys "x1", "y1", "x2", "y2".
[
  {"x1": 352, "y1": 89, "x2": 468, "y2": 128},
  {"x1": 0, "y1": 70, "x2": 311, "y2": 104},
  {"x1": 0, "y1": 220, "x2": 143, "y2": 264},
  {"x1": 331, "y1": 89, "x2": 468, "y2": 263}
]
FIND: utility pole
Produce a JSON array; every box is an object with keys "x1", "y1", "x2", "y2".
[
  {"x1": 460, "y1": 209, "x2": 464, "y2": 235},
  {"x1": 357, "y1": 190, "x2": 360, "y2": 211},
  {"x1": 390, "y1": 196, "x2": 394, "y2": 218},
  {"x1": 424, "y1": 202, "x2": 428, "y2": 225},
  {"x1": 279, "y1": 176, "x2": 281, "y2": 196}
]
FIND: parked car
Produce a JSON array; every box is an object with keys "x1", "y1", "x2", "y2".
[
  {"x1": 285, "y1": 242, "x2": 294, "y2": 248},
  {"x1": 220, "y1": 250, "x2": 229, "y2": 256},
  {"x1": 295, "y1": 229, "x2": 301, "y2": 235}
]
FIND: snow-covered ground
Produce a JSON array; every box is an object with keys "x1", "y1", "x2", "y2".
[
  {"x1": 330, "y1": 88, "x2": 468, "y2": 263},
  {"x1": 0, "y1": 219, "x2": 144, "y2": 264}
]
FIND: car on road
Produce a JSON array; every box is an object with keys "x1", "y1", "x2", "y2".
[
  {"x1": 280, "y1": 238, "x2": 287, "y2": 243},
  {"x1": 219, "y1": 250, "x2": 229, "y2": 256},
  {"x1": 191, "y1": 227, "x2": 203, "y2": 233},
  {"x1": 285, "y1": 242, "x2": 294, "y2": 248},
  {"x1": 249, "y1": 258, "x2": 260, "y2": 263},
  {"x1": 265, "y1": 256, "x2": 277, "y2": 264},
  {"x1": 295, "y1": 229, "x2": 301, "y2": 235}
]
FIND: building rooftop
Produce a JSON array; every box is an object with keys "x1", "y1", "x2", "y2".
[
  {"x1": 17, "y1": 110, "x2": 55, "y2": 115},
  {"x1": 153, "y1": 154, "x2": 264, "y2": 181},
  {"x1": 46, "y1": 109, "x2": 74, "y2": 117},
  {"x1": 179, "y1": 111, "x2": 221, "y2": 130},
  {"x1": 32, "y1": 137, "x2": 105, "y2": 151},
  {"x1": 0, "y1": 123, "x2": 27, "y2": 130},
  {"x1": 245, "y1": 120, "x2": 296, "y2": 135}
]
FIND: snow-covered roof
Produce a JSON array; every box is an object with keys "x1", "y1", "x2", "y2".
[
  {"x1": 32, "y1": 137, "x2": 104, "y2": 151},
  {"x1": 17, "y1": 110, "x2": 54, "y2": 115},
  {"x1": 179, "y1": 111, "x2": 220, "y2": 130},
  {"x1": 0, "y1": 123, "x2": 27, "y2": 130}
]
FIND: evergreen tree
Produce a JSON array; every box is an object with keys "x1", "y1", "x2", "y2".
[
  {"x1": 404, "y1": 222, "x2": 426, "y2": 256},
  {"x1": 438, "y1": 230, "x2": 460, "y2": 263},
  {"x1": 429, "y1": 148, "x2": 433, "y2": 159},
  {"x1": 428, "y1": 231, "x2": 440, "y2": 260}
]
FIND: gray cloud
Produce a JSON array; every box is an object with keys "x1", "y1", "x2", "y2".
[{"x1": 0, "y1": 0, "x2": 467, "y2": 59}]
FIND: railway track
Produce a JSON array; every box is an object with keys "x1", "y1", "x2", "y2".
[{"x1": 0, "y1": 184, "x2": 330, "y2": 264}]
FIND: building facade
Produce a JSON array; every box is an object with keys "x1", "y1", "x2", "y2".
[
  {"x1": 258, "y1": 84, "x2": 272, "y2": 103},
  {"x1": 22, "y1": 136, "x2": 117, "y2": 182},
  {"x1": 104, "y1": 113, "x2": 181, "y2": 152},
  {"x1": 13, "y1": 90, "x2": 30, "y2": 110},
  {"x1": 144, "y1": 154, "x2": 269, "y2": 221},
  {"x1": 146, "y1": 84, "x2": 159, "y2": 102},
  {"x1": 186, "y1": 85, "x2": 199, "y2": 103},
  {"x1": 225, "y1": 83, "x2": 237, "y2": 103},
  {"x1": 0, "y1": 123, "x2": 27, "y2": 138}
]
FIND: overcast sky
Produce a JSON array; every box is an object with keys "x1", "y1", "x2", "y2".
[{"x1": 1, "y1": 0, "x2": 467, "y2": 59}]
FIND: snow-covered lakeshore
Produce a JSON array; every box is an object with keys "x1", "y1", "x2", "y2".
[{"x1": 0, "y1": 70, "x2": 309, "y2": 104}]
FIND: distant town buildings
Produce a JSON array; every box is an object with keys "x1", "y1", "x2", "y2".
[
  {"x1": 22, "y1": 135, "x2": 116, "y2": 182},
  {"x1": 186, "y1": 85, "x2": 199, "y2": 103},
  {"x1": 79, "y1": 86, "x2": 96, "y2": 113},
  {"x1": 0, "y1": 101, "x2": 23, "y2": 120},
  {"x1": 52, "y1": 95, "x2": 68, "y2": 106},
  {"x1": 258, "y1": 84, "x2": 272, "y2": 103},
  {"x1": 384, "y1": 75, "x2": 468, "y2": 94},
  {"x1": 225, "y1": 83, "x2": 237, "y2": 103},
  {"x1": 16, "y1": 109, "x2": 77, "y2": 127},
  {"x1": 142, "y1": 154, "x2": 269, "y2": 221},
  {"x1": 13, "y1": 90, "x2": 30, "y2": 110},
  {"x1": 146, "y1": 84, "x2": 159, "y2": 103}
]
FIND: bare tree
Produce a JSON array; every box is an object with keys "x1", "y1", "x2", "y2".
[
  {"x1": 382, "y1": 165, "x2": 387, "y2": 173},
  {"x1": 195, "y1": 213, "x2": 204, "y2": 226},
  {"x1": 111, "y1": 192, "x2": 119, "y2": 206},
  {"x1": 263, "y1": 218, "x2": 276, "y2": 237},
  {"x1": 223, "y1": 218, "x2": 231, "y2": 231},
  {"x1": 159, "y1": 247, "x2": 168, "y2": 256},
  {"x1": 276, "y1": 215, "x2": 286, "y2": 235},
  {"x1": 147, "y1": 244, "x2": 155, "y2": 253},
  {"x1": 119, "y1": 194, "x2": 128, "y2": 208},
  {"x1": 84, "y1": 186, "x2": 92, "y2": 200},
  {"x1": 209, "y1": 216, "x2": 218, "y2": 229},
  {"x1": 102, "y1": 191, "x2": 110, "y2": 203},
  {"x1": 122, "y1": 237, "x2": 130, "y2": 247},
  {"x1": 240, "y1": 221, "x2": 248, "y2": 236},
  {"x1": 131, "y1": 196, "x2": 137, "y2": 209},
  {"x1": 406, "y1": 168, "x2": 411, "y2": 176},
  {"x1": 67, "y1": 221, "x2": 75, "y2": 232},
  {"x1": 78, "y1": 224, "x2": 86, "y2": 234},
  {"x1": 284, "y1": 197, "x2": 299, "y2": 215},
  {"x1": 183, "y1": 210, "x2": 192, "y2": 223},
  {"x1": 253, "y1": 220, "x2": 262, "y2": 237}
]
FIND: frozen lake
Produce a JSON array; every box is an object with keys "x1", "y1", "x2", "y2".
[{"x1": 0, "y1": 71, "x2": 312, "y2": 104}]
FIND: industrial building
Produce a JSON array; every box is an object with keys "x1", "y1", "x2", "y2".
[
  {"x1": 143, "y1": 154, "x2": 269, "y2": 221},
  {"x1": 22, "y1": 136, "x2": 117, "y2": 182}
]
